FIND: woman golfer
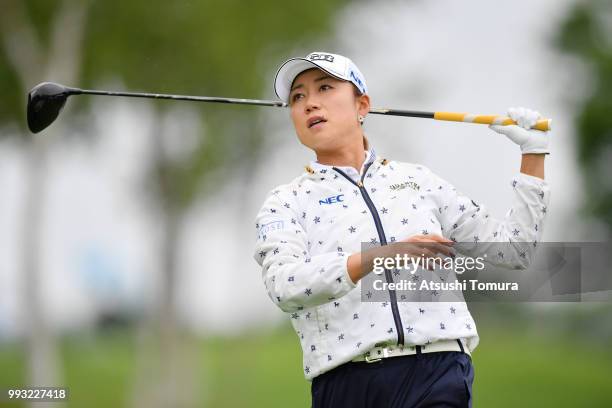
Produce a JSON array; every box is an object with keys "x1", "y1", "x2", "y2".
[{"x1": 254, "y1": 51, "x2": 550, "y2": 407}]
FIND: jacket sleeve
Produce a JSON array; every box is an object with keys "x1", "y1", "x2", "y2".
[
  {"x1": 253, "y1": 189, "x2": 357, "y2": 313},
  {"x1": 425, "y1": 169, "x2": 551, "y2": 270}
]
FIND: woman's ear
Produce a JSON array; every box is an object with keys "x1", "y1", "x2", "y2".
[{"x1": 357, "y1": 93, "x2": 370, "y2": 117}]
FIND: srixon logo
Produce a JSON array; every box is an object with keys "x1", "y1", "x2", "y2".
[
  {"x1": 319, "y1": 194, "x2": 344, "y2": 205},
  {"x1": 309, "y1": 53, "x2": 334, "y2": 63},
  {"x1": 349, "y1": 70, "x2": 365, "y2": 92}
]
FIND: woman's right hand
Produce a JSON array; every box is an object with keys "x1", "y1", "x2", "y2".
[
  {"x1": 347, "y1": 234, "x2": 456, "y2": 283},
  {"x1": 399, "y1": 233, "x2": 456, "y2": 258},
  {"x1": 394, "y1": 234, "x2": 456, "y2": 271}
]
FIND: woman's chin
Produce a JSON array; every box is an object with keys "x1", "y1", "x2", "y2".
[{"x1": 301, "y1": 134, "x2": 335, "y2": 150}]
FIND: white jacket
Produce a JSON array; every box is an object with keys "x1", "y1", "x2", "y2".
[{"x1": 254, "y1": 149, "x2": 550, "y2": 380}]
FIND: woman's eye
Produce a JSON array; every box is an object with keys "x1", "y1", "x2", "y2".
[
  {"x1": 320, "y1": 84, "x2": 332, "y2": 91},
  {"x1": 292, "y1": 93, "x2": 304, "y2": 102}
]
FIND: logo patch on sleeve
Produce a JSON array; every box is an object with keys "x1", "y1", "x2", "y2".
[{"x1": 258, "y1": 220, "x2": 285, "y2": 239}]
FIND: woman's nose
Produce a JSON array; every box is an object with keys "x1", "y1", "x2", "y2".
[{"x1": 305, "y1": 95, "x2": 320, "y2": 113}]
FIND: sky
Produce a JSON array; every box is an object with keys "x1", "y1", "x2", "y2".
[{"x1": 1, "y1": 0, "x2": 601, "y2": 339}]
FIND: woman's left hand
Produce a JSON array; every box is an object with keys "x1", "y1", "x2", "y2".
[{"x1": 489, "y1": 106, "x2": 550, "y2": 155}]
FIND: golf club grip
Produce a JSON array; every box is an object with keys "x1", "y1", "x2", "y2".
[{"x1": 433, "y1": 112, "x2": 552, "y2": 131}]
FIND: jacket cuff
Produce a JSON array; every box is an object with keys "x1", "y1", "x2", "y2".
[
  {"x1": 342, "y1": 253, "x2": 358, "y2": 289},
  {"x1": 516, "y1": 172, "x2": 547, "y2": 186}
]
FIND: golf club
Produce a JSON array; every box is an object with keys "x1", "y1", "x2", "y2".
[{"x1": 26, "y1": 82, "x2": 552, "y2": 134}]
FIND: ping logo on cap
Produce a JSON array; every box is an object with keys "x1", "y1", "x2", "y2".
[{"x1": 309, "y1": 53, "x2": 335, "y2": 63}]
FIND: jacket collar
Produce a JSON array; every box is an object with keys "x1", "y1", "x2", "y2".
[{"x1": 306, "y1": 148, "x2": 377, "y2": 180}]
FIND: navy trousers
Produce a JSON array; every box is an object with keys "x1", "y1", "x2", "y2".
[{"x1": 311, "y1": 351, "x2": 474, "y2": 408}]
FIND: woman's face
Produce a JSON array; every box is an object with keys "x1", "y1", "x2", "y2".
[{"x1": 289, "y1": 68, "x2": 370, "y2": 154}]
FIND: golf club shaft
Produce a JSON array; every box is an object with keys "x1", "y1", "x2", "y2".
[
  {"x1": 77, "y1": 87, "x2": 551, "y2": 131},
  {"x1": 78, "y1": 89, "x2": 287, "y2": 108},
  {"x1": 369, "y1": 108, "x2": 551, "y2": 132}
]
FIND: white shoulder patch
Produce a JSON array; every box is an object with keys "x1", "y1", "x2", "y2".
[{"x1": 258, "y1": 220, "x2": 285, "y2": 239}]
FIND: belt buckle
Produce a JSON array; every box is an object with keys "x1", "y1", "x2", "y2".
[
  {"x1": 364, "y1": 354, "x2": 381, "y2": 363},
  {"x1": 364, "y1": 348, "x2": 388, "y2": 363}
]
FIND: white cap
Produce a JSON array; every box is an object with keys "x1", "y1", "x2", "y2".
[{"x1": 274, "y1": 51, "x2": 368, "y2": 103}]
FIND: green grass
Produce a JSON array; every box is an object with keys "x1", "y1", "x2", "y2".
[
  {"x1": 0, "y1": 324, "x2": 611, "y2": 407},
  {"x1": 62, "y1": 331, "x2": 138, "y2": 407},
  {"x1": 472, "y1": 330, "x2": 612, "y2": 407},
  {"x1": 202, "y1": 328, "x2": 308, "y2": 407}
]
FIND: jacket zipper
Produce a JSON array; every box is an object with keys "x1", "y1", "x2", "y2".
[{"x1": 333, "y1": 162, "x2": 405, "y2": 346}]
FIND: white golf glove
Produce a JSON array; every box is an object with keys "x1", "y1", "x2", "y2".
[{"x1": 489, "y1": 106, "x2": 550, "y2": 154}]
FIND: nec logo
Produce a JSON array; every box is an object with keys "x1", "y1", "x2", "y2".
[
  {"x1": 309, "y1": 53, "x2": 334, "y2": 63},
  {"x1": 319, "y1": 194, "x2": 344, "y2": 205}
]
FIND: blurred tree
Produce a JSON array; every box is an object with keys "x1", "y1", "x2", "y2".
[
  {"x1": 555, "y1": 0, "x2": 612, "y2": 233},
  {"x1": 1, "y1": 1, "x2": 350, "y2": 406},
  {"x1": 1, "y1": 3, "x2": 90, "y2": 408}
]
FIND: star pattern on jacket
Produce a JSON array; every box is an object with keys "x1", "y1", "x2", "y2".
[{"x1": 254, "y1": 149, "x2": 551, "y2": 380}]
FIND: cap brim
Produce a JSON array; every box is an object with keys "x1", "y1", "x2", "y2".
[{"x1": 274, "y1": 58, "x2": 343, "y2": 103}]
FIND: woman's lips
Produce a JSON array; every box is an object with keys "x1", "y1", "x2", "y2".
[{"x1": 307, "y1": 116, "x2": 327, "y2": 128}]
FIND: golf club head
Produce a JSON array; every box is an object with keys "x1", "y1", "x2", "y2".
[{"x1": 27, "y1": 82, "x2": 80, "y2": 133}]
